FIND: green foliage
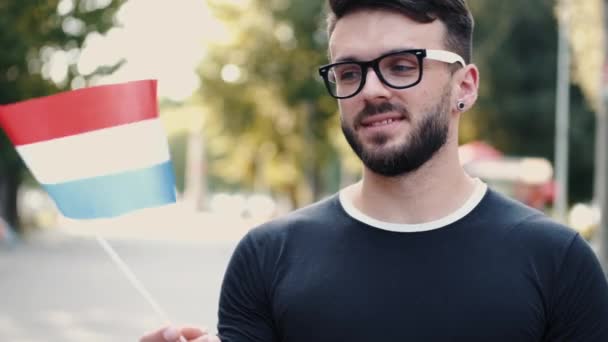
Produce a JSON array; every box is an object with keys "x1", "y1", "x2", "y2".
[
  {"x1": 200, "y1": 0, "x2": 595, "y2": 206},
  {"x1": 0, "y1": 0, "x2": 124, "y2": 229},
  {"x1": 200, "y1": 0, "x2": 339, "y2": 206},
  {"x1": 467, "y1": 0, "x2": 596, "y2": 202}
]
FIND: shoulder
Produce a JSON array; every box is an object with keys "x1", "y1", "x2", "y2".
[
  {"x1": 480, "y1": 189, "x2": 586, "y2": 272},
  {"x1": 482, "y1": 189, "x2": 578, "y2": 247},
  {"x1": 236, "y1": 194, "x2": 341, "y2": 251}
]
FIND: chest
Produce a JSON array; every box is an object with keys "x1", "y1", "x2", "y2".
[{"x1": 270, "y1": 239, "x2": 547, "y2": 341}]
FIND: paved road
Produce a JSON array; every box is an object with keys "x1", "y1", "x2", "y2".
[{"x1": 0, "y1": 231, "x2": 238, "y2": 341}]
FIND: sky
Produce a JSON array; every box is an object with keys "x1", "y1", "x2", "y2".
[{"x1": 47, "y1": 0, "x2": 231, "y2": 102}]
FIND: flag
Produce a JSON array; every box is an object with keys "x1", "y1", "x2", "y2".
[{"x1": 0, "y1": 80, "x2": 177, "y2": 219}]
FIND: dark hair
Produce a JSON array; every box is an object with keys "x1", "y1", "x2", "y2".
[{"x1": 326, "y1": 0, "x2": 474, "y2": 64}]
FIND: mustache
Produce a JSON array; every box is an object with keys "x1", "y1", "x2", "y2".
[{"x1": 354, "y1": 101, "x2": 411, "y2": 127}]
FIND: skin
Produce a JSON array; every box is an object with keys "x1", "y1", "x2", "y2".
[
  {"x1": 331, "y1": 9, "x2": 480, "y2": 224},
  {"x1": 140, "y1": 7, "x2": 481, "y2": 342},
  {"x1": 139, "y1": 325, "x2": 220, "y2": 342}
]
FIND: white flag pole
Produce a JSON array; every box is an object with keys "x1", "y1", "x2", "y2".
[{"x1": 95, "y1": 234, "x2": 188, "y2": 342}]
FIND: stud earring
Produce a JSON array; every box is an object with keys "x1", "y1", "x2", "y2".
[{"x1": 457, "y1": 101, "x2": 466, "y2": 111}]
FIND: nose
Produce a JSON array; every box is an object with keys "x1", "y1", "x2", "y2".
[{"x1": 359, "y1": 67, "x2": 391, "y2": 100}]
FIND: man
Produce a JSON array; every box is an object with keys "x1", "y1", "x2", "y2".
[{"x1": 142, "y1": 0, "x2": 608, "y2": 341}]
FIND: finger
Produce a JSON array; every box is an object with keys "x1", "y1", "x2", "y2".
[
  {"x1": 140, "y1": 325, "x2": 178, "y2": 342},
  {"x1": 180, "y1": 326, "x2": 208, "y2": 339},
  {"x1": 190, "y1": 335, "x2": 221, "y2": 342}
]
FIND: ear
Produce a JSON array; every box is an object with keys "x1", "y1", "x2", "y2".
[{"x1": 453, "y1": 64, "x2": 479, "y2": 113}]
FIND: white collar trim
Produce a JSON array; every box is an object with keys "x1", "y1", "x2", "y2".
[{"x1": 338, "y1": 179, "x2": 487, "y2": 233}]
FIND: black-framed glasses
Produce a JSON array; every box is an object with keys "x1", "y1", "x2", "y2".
[{"x1": 318, "y1": 49, "x2": 466, "y2": 99}]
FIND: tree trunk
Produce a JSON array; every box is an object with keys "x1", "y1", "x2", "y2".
[
  {"x1": 597, "y1": 0, "x2": 608, "y2": 273},
  {"x1": 596, "y1": 101, "x2": 608, "y2": 273},
  {"x1": 0, "y1": 166, "x2": 21, "y2": 233}
]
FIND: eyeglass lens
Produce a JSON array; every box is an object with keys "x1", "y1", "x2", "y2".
[{"x1": 325, "y1": 51, "x2": 421, "y2": 98}]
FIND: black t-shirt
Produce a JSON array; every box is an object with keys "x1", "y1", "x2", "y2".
[{"x1": 217, "y1": 189, "x2": 608, "y2": 341}]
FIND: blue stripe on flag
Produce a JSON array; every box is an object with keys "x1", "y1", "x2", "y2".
[{"x1": 43, "y1": 161, "x2": 176, "y2": 219}]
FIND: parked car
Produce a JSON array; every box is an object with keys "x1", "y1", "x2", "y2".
[{"x1": 459, "y1": 141, "x2": 554, "y2": 210}]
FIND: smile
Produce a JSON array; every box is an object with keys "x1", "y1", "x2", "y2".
[
  {"x1": 360, "y1": 114, "x2": 405, "y2": 129},
  {"x1": 369, "y1": 118, "x2": 398, "y2": 126}
]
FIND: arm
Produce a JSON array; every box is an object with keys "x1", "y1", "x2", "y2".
[
  {"x1": 217, "y1": 231, "x2": 279, "y2": 342},
  {"x1": 544, "y1": 234, "x2": 608, "y2": 341}
]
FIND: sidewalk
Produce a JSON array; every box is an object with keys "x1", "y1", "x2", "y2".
[{"x1": 54, "y1": 204, "x2": 264, "y2": 243}]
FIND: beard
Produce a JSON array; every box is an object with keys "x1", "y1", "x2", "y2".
[{"x1": 341, "y1": 89, "x2": 451, "y2": 177}]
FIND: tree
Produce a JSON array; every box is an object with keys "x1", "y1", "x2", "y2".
[
  {"x1": 198, "y1": 0, "x2": 596, "y2": 209},
  {"x1": 199, "y1": 0, "x2": 341, "y2": 208},
  {"x1": 0, "y1": 0, "x2": 124, "y2": 232},
  {"x1": 466, "y1": 0, "x2": 596, "y2": 203}
]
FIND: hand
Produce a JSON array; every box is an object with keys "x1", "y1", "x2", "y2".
[{"x1": 139, "y1": 325, "x2": 221, "y2": 342}]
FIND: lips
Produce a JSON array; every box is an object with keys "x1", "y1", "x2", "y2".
[{"x1": 359, "y1": 113, "x2": 405, "y2": 128}]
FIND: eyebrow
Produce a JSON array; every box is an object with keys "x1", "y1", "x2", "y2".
[{"x1": 333, "y1": 46, "x2": 417, "y2": 63}]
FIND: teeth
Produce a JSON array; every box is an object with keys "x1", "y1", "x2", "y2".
[{"x1": 371, "y1": 119, "x2": 394, "y2": 126}]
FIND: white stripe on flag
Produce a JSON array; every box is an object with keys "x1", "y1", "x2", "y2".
[{"x1": 17, "y1": 118, "x2": 171, "y2": 184}]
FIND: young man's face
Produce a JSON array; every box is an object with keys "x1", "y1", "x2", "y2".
[{"x1": 329, "y1": 9, "x2": 456, "y2": 176}]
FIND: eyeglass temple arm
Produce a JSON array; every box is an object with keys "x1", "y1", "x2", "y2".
[{"x1": 425, "y1": 49, "x2": 466, "y2": 66}]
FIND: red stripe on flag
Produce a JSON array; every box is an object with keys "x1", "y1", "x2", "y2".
[{"x1": 0, "y1": 80, "x2": 158, "y2": 146}]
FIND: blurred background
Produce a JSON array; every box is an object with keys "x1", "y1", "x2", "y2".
[{"x1": 1, "y1": 0, "x2": 607, "y2": 340}]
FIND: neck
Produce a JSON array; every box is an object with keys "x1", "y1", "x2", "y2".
[{"x1": 349, "y1": 140, "x2": 476, "y2": 224}]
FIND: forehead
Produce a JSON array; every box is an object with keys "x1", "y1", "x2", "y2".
[{"x1": 329, "y1": 9, "x2": 447, "y2": 61}]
